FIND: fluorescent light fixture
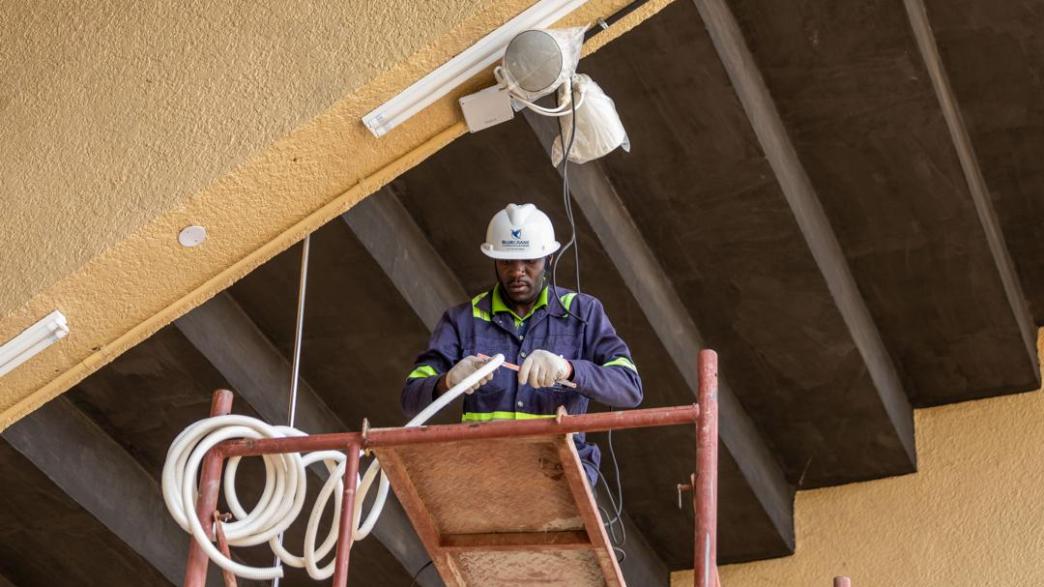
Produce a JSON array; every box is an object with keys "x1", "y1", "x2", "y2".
[
  {"x1": 362, "y1": 0, "x2": 588, "y2": 138},
  {"x1": 0, "y1": 310, "x2": 69, "y2": 378}
]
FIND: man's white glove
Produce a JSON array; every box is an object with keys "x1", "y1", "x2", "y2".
[
  {"x1": 444, "y1": 355, "x2": 494, "y2": 394},
  {"x1": 518, "y1": 350, "x2": 572, "y2": 389}
]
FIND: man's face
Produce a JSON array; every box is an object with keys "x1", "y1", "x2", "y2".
[{"x1": 495, "y1": 257, "x2": 548, "y2": 305}]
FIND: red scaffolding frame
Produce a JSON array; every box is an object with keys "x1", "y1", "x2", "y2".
[{"x1": 181, "y1": 350, "x2": 721, "y2": 587}]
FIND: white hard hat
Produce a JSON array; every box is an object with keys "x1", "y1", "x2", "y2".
[{"x1": 480, "y1": 203, "x2": 561, "y2": 260}]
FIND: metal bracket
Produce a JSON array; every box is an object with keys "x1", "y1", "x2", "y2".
[{"x1": 676, "y1": 473, "x2": 696, "y2": 510}]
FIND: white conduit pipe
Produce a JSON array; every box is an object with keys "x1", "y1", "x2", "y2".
[{"x1": 162, "y1": 354, "x2": 505, "y2": 581}]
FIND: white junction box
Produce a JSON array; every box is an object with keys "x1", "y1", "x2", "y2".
[{"x1": 459, "y1": 85, "x2": 515, "y2": 133}]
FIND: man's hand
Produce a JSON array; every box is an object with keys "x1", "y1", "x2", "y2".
[
  {"x1": 518, "y1": 350, "x2": 572, "y2": 389},
  {"x1": 443, "y1": 355, "x2": 494, "y2": 395}
]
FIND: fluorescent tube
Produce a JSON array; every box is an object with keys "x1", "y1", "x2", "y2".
[
  {"x1": 0, "y1": 310, "x2": 69, "y2": 378},
  {"x1": 362, "y1": 0, "x2": 588, "y2": 138}
]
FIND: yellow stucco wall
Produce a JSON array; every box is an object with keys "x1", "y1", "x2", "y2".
[
  {"x1": 672, "y1": 330, "x2": 1044, "y2": 587},
  {"x1": 0, "y1": 0, "x2": 676, "y2": 428},
  {"x1": 1, "y1": 0, "x2": 490, "y2": 316}
]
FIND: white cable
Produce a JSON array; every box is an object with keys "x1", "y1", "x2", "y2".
[
  {"x1": 162, "y1": 354, "x2": 505, "y2": 581},
  {"x1": 494, "y1": 68, "x2": 587, "y2": 117},
  {"x1": 515, "y1": 83, "x2": 586, "y2": 117}
]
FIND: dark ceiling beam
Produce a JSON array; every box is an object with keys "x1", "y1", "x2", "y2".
[
  {"x1": 691, "y1": 0, "x2": 916, "y2": 464},
  {"x1": 175, "y1": 292, "x2": 340, "y2": 434},
  {"x1": 901, "y1": 0, "x2": 1038, "y2": 372},
  {"x1": 174, "y1": 293, "x2": 437, "y2": 586},
  {"x1": 522, "y1": 110, "x2": 795, "y2": 551},
  {"x1": 342, "y1": 186, "x2": 469, "y2": 330},
  {"x1": 1, "y1": 396, "x2": 234, "y2": 586},
  {"x1": 342, "y1": 189, "x2": 671, "y2": 585}
]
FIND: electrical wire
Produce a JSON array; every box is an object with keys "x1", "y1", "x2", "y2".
[
  {"x1": 548, "y1": 2, "x2": 649, "y2": 317},
  {"x1": 598, "y1": 503, "x2": 627, "y2": 563},
  {"x1": 549, "y1": 78, "x2": 585, "y2": 323},
  {"x1": 583, "y1": 0, "x2": 653, "y2": 43},
  {"x1": 408, "y1": 560, "x2": 434, "y2": 587},
  {"x1": 600, "y1": 424, "x2": 627, "y2": 555},
  {"x1": 494, "y1": 65, "x2": 587, "y2": 117},
  {"x1": 544, "y1": 75, "x2": 628, "y2": 561}
]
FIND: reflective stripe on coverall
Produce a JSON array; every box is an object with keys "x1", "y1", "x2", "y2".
[{"x1": 402, "y1": 285, "x2": 643, "y2": 484}]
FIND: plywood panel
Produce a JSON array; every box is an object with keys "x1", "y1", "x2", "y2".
[
  {"x1": 393, "y1": 438, "x2": 583, "y2": 535},
  {"x1": 375, "y1": 433, "x2": 624, "y2": 586},
  {"x1": 457, "y1": 550, "x2": 606, "y2": 586}
]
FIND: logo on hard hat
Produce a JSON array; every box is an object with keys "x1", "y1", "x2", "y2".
[{"x1": 501, "y1": 227, "x2": 529, "y2": 250}]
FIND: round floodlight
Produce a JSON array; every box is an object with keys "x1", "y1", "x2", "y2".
[{"x1": 503, "y1": 29, "x2": 564, "y2": 95}]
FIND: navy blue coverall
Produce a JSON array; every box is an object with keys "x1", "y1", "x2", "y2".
[{"x1": 401, "y1": 284, "x2": 643, "y2": 484}]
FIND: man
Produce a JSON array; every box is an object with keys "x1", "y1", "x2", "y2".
[{"x1": 401, "y1": 203, "x2": 642, "y2": 485}]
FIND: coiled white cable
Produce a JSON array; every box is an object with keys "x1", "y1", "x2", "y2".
[{"x1": 162, "y1": 354, "x2": 505, "y2": 581}]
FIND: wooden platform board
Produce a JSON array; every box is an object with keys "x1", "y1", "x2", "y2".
[{"x1": 373, "y1": 432, "x2": 625, "y2": 586}]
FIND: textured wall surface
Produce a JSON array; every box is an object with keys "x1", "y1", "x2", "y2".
[
  {"x1": 672, "y1": 330, "x2": 1044, "y2": 586},
  {"x1": 0, "y1": 0, "x2": 675, "y2": 427},
  {"x1": 0, "y1": 0, "x2": 490, "y2": 315}
]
